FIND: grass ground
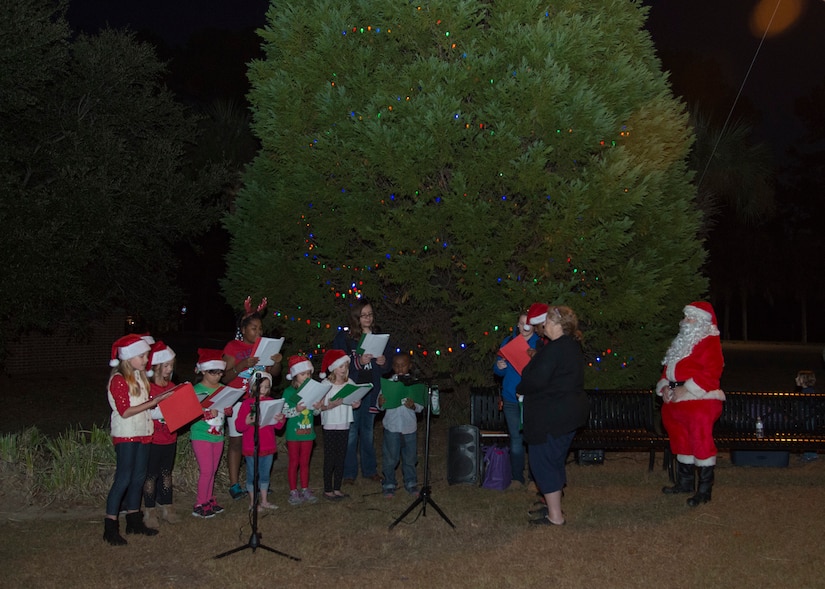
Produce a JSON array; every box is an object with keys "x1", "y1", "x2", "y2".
[{"x1": 0, "y1": 341, "x2": 823, "y2": 588}]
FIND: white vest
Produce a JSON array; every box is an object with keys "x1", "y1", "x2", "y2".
[{"x1": 108, "y1": 375, "x2": 153, "y2": 439}]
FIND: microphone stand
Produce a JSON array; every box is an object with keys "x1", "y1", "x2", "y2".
[
  {"x1": 215, "y1": 373, "x2": 300, "y2": 560},
  {"x1": 389, "y1": 385, "x2": 455, "y2": 530}
]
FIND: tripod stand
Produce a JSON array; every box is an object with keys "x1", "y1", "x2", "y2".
[
  {"x1": 389, "y1": 385, "x2": 455, "y2": 530},
  {"x1": 215, "y1": 374, "x2": 300, "y2": 560}
]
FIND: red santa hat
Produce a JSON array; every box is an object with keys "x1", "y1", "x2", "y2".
[
  {"x1": 286, "y1": 355, "x2": 314, "y2": 381},
  {"x1": 195, "y1": 348, "x2": 226, "y2": 373},
  {"x1": 526, "y1": 302, "x2": 549, "y2": 326},
  {"x1": 109, "y1": 334, "x2": 151, "y2": 367},
  {"x1": 147, "y1": 341, "x2": 175, "y2": 377},
  {"x1": 320, "y1": 349, "x2": 349, "y2": 379},
  {"x1": 138, "y1": 333, "x2": 156, "y2": 345},
  {"x1": 684, "y1": 301, "x2": 718, "y2": 327}
]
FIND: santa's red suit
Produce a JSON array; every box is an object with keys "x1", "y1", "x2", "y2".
[
  {"x1": 657, "y1": 302, "x2": 725, "y2": 507},
  {"x1": 656, "y1": 302, "x2": 725, "y2": 466}
]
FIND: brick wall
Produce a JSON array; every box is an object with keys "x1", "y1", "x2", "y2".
[{"x1": 3, "y1": 312, "x2": 126, "y2": 375}]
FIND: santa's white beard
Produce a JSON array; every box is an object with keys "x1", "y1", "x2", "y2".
[{"x1": 662, "y1": 319, "x2": 719, "y2": 366}]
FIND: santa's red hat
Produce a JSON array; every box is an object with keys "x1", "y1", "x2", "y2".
[
  {"x1": 526, "y1": 303, "x2": 549, "y2": 326},
  {"x1": 286, "y1": 355, "x2": 314, "y2": 380},
  {"x1": 320, "y1": 349, "x2": 349, "y2": 379},
  {"x1": 109, "y1": 334, "x2": 151, "y2": 367},
  {"x1": 684, "y1": 301, "x2": 718, "y2": 327},
  {"x1": 195, "y1": 349, "x2": 226, "y2": 373}
]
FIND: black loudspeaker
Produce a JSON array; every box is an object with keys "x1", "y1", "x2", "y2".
[
  {"x1": 447, "y1": 425, "x2": 480, "y2": 485},
  {"x1": 576, "y1": 449, "x2": 605, "y2": 465}
]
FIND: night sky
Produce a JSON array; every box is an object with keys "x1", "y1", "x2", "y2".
[
  {"x1": 65, "y1": 0, "x2": 825, "y2": 340},
  {"x1": 67, "y1": 0, "x2": 825, "y2": 159}
]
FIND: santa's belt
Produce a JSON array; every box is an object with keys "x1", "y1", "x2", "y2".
[{"x1": 668, "y1": 381, "x2": 686, "y2": 390}]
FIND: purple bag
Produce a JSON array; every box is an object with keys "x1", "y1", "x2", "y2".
[{"x1": 482, "y1": 445, "x2": 511, "y2": 490}]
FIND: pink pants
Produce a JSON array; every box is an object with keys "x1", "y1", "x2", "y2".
[
  {"x1": 192, "y1": 439, "x2": 223, "y2": 506},
  {"x1": 287, "y1": 440, "x2": 313, "y2": 491}
]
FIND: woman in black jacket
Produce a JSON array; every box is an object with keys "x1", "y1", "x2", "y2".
[{"x1": 518, "y1": 305, "x2": 589, "y2": 526}]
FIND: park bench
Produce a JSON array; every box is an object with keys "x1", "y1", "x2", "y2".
[{"x1": 469, "y1": 387, "x2": 825, "y2": 475}]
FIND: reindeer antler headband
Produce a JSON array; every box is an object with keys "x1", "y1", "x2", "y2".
[{"x1": 243, "y1": 296, "x2": 268, "y2": 319}]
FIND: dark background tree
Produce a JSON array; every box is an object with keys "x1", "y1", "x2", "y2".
[{"x1": 0, "y1": 0, "x2": 229, "y2": 355}]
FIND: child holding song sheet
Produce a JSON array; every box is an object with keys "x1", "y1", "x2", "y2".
[
  {"x1": 282, "y1": 355, "x2": 323, "y2": 505},
  {"x1": 143, "y1": 341, "x2": 179, "y2": 527},
  {"x1": 235, "y1": 371, "x2": 285, "y2": 511},
  {"x1": 319, "y1": 349, "x2": 362, "y2": 500},
  {"x1": 377, "y1": 354, "x2": 424, "y2": 498},
  {"x1": 191, "y1": 349, "x2": 233, "y2": 519}
]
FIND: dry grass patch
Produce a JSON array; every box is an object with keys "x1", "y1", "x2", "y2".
[{"x1": 2, "y1": 421, "x2": 825, "y2": 588}]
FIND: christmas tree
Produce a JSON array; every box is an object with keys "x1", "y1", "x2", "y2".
[{"x1": 223, "y1": 0, "x2": 706, "y2": 388}]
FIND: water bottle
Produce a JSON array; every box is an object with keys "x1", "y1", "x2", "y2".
[
  {"x1": 430, "y1": 385, "x2": 440, "y2": 416},
  {"x1": 755, "y1": 416, "x2": 764, "y2": 439}
]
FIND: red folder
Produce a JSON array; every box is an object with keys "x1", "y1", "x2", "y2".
[
  {"x1": 157, "y1": 382, "x2": 203, "y2": 432},
  {"x1": 498, "y1": 336, "x2": 531, "y2": 375}
]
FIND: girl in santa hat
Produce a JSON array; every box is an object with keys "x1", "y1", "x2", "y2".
[
  {"x1": 319, "y1": 349, "x2": 362, "y2": 500},
  {"x1": 282, "y1": 355, "x2": 322, "y2": 505},
  {"x1": 142, "y1": 341, "x2": 179, "y2": 528},
  {"x1": 190, "y1": 349, "x2": 233, "y2": 518},
  {"x1": 103, "y1": 334, "x2": 172, "y2": 546}
]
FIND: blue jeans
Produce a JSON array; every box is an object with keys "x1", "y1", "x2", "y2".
[
  {"x1": 381, "y1": 430, "x2": 418, "y2": 492},
  {"x1": 503, "y1": 401, "x2": 526, "y2": 483},
  {"x1": 106, "y1": 442, "x2": 150, "y2": 516},
  {"x1": 245, "y1": 454, "x2": 274, "y2": 493},
  {"x1": 343, "y1": 405, "x2": 378, "y2": 479}
]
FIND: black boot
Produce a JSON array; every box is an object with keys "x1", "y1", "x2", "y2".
[
  {"x1": 687, "y1": 465, "x2": 714, "y2": 507},
  {"x1": 662, "y1": 461, "x2": 695, "y2": 494},
  {"x1": 125, "y1": 511, "x2": 159, "y2": 536},
  {"x1": 103, "y1": 518, "x2": 127, "y2": 546}
]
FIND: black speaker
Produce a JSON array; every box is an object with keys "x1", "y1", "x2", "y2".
[
  {"x1": 447, "y1": 425, "x2": 480, "y2": 485},
  {"x1": 576, "y1": 449, "x2": 605, "y2": 465}
]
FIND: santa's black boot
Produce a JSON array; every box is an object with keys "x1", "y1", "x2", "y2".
[
  {"x1": 687, "y1": 465, "x2": 714, "y2": 507},
  {"x1": 662, "y1": 461, "x2": 695, "y2": 495}
]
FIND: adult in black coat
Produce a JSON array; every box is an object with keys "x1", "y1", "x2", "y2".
[{"x1": 518, "y1": 305, "x2": 589, "y2": 526}]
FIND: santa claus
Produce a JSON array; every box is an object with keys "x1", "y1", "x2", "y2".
[{"x1": 656, "y1": 301, "x2": 725, "y2": 507}]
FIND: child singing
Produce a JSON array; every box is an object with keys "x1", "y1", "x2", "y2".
[
  {"x1": 283, "y1": 355, "x2": 322, "y2": 505},
  {"x1": 191, "y1": 349, "x2": 232, "y2": 519},
  {"x1": 104, "y1": 334, "x2": 171, "y2": 545},
  {"x1": 235, "y1": 371, "x2": 286, "y2": 511},
  {"x1": 319, "y1": 349, "x2": 361, "y2": 500}
]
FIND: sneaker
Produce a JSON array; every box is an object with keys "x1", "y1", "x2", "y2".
[
  {"x1": 208, "y1": 498, "x2": 224, "y2": 514},
  {"x1": 288, "y1": 490, "x2": 304, "y2": 506},
  {"x1": 192, "y1": 503, "x2": 215, "y2": 519},
  {"x1": 259, "y1": 501, "x2": 279, "y2": 510},
  {"x1": 406, "y1": 486, "x2": 420, "y2": 497},
  {"x1": 229, "y1": 483, "x2": 245, "y2": 500},
  {"x1": 301, "y1": 488, "x2": 318, "y2": 504},
  {"x1": 383, "y1": 489, "x2": 395, "y2": 499}
]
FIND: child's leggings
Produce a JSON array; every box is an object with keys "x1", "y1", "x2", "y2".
[
  {"x1": 191, "y1": 439, "x2": 223, "y2": 506},
  {"x1": 287, "y1": 440, "x2": 313, "y2": 490}
]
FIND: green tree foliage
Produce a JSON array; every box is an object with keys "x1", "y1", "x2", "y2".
[
  {"x1": 224, "y1": 0, "x2": 707, "y2": 387},
  {"x1": 0, "y1": 0, "x2": 227, "y2": 352}
]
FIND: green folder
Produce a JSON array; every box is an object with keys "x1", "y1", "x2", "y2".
[{"x1": 380, "y1": 378, "x2": 427, "y2": 409}]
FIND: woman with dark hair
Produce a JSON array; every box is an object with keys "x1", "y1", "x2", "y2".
[
  {"x1": 518, "y1": 305, "x2": 589, "y2": 526},
  {"x1": 332, "y1": 299, "x2": 391, "y2": 483}
]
